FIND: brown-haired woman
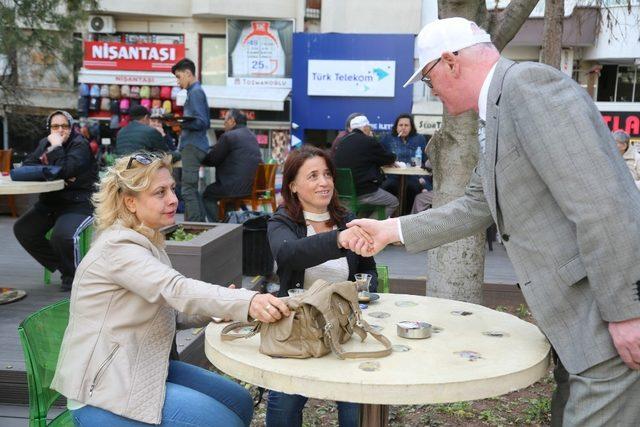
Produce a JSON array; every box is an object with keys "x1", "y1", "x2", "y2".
[{"x1": 266, "y1": 145, "x2": 378, "y2": 427}]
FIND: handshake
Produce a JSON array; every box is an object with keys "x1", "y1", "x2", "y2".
[{"x1": 337, "y1": 218, "x2": 402, "y2": 257}]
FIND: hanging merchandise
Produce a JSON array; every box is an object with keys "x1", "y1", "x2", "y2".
[
  {"x1": 79, "y1": 83, "x2": 90, "y2": 97},
  {"x1": 130, "y1": 86, "x2": 141, "y2": 99},
  {"x1": 110, "y1": 99, "x2": 120, "y2": 114},
  {"x1": 89, "y1": 97, "x2": 100, "y2": 111},
  {"x1": 109, "y1": 84, "x2": 121, "y2": 99},
  {"x1": 110, "y1": 114, "x2": 120, "y2": 130},
  {"x1": 170, "y1": 86, "x2": 180, "y2": 100},
  {"x1": 151, "y1": 99, "x2": 162, "y2": 110},
  {"x1": 141, "y1": 98, "x2": 151, "y2": 109},
  {"x1": 89, "y1": 84, "x2": 101, "y2": 98},
  {"x1": 77, "y1": 97, "x2": 90, "y2": 117},
  {"x1": 130, "y1": 98, "x2": 141, "y2": 110},
  {"x1": 150, "y1": 86, "x2": 160, "y2": 99},
  {"x1": 119, "y1": 98, "x2": 130, "y2": 114},
  {"x1": 231, "y1": 21, "x2": 286, "y2": 77},
  {"x1": 119, "y1": 115, "x2": 130, "y2": 128},
  {"x1": 121, "y1": 85, "x2": 131, "y2": 98},
  {"x1": 100, "y1": 97, "x2": 111, "y2": 112},
  {"x1": 162, "y1": 100, "x2": 172, "y2": 114},
  {"x1": 99, "y1": 85, "x2": 109, "y2": 97},
  {"x1": 139, "y1": 85, "x2": 151, "y2": 99},
  {"x1": 161, "y1": 86, "x2": 172, "y2": 99}
]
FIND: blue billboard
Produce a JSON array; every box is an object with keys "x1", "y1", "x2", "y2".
[{"x1": 292, "y1": 33, "x2": 415, "y2": 143}]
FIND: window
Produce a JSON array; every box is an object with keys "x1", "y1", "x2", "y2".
[
  {"x1": 616, "y1": 66, "x2": 636, "y2": 102},
  {"x1": 598, "y1": 64, "x2": 639, "y2": 103},
  {"x1": 201, "y1": 36, "x2": 226, "y2": 86}
]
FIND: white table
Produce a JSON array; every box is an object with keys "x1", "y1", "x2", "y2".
[
  {"x1": 381, "y1": 166, "x2": 431, "y2": 215},
  {"x1": 205, "y1": 293, "x2": 550, "y2": 426}
]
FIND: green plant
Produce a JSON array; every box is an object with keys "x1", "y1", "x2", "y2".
[
  {"x1": 516, "y1": 303, "x2": 530, "y2": 319},
  {"x1": 435, "y1": 401, "x2": 474, "y2": 418},
  {"x1": 523, "y1": 397, "x2": 551, "y2": 424},
  {"x1": 169, "y1": 225, "x2": 198, "y2": 242},
  {"x1": 478, "y1": 408, "x2": 506, "y2": 425},
  {"x1": 494, "y1": 305, "x2": 508, "y2": 312}
]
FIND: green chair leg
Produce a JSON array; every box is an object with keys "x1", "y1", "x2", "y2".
[
  {"x1": 376, "y1": 265, "x2": 390, "y2": 294},
  {"x1": 43, "y1": 224, "x2": 93, "y2": 286}
]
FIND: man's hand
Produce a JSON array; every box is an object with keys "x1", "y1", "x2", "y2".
[
  {"x1": 609, "y1": 317, "x2": 640, "y2": 370},
  {"x1": 344, "y1": 218, "x2": 401, "y2": 257},
  {"x1": 337, "y1": 226, "x2": 373, "y2": 250},
  {"x1": 249, "y1": 293, "x2": 290, "y2": 323}
]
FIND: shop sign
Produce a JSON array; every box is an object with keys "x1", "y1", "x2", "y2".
[
  {"x1": 307, "y1": 60, "x2": 395, "y2": 97},
  {"x1": 227, "y1": 19, "x2": 293, "y2": 89},
  {"x1": 414, "y1": 115, "x2": 442, "y2": 135},
  {"x1": 602, "y1": 112, "x2": 640, "y2": 137},
  {"x1": 83, "y1": 41, "x2": 185, "y2": 72}
]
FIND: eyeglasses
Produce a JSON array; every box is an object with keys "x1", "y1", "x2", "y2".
[
  {"x1": 420, "y1": 52, "x2": 458, "y2": 89},
  {"x1": 50, "y1": 124, "x2": 70, "y2": 130},
  {"x1": 126, "y1": 153, "x2": 157, "y2": 170}
]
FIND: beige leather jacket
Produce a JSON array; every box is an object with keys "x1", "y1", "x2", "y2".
[{"x1": 51, "y1": 224, "x2": 256, "y2": 424}]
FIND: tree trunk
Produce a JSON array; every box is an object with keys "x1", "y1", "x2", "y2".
[
  {"x1": 426, "y1": 0, "x2": 539, "y2": 304},
  {"x1": 541, "y1": 0, "x2": 564, "y2": 68}
]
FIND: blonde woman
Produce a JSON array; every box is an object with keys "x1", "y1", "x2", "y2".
[{"x1": 51, "y1": 152, "x2": 289, "y2": 426}]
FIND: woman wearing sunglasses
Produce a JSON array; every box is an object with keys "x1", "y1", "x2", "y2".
[
  {"x1": 51, "y1": 152, "x2": 289, "y2": 426},
  {"x1": 13, "y1": 110, "x2": 98, "y2": 291}
]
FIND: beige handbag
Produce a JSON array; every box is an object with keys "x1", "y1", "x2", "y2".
[{"x1": 221, "y1": 280, "x2": 392, "y2": 359}]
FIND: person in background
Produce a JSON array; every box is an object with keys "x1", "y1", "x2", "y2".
[
  {"x1": 13, "y1": 110, "x2": 98, "y2": 291},
  {"x1": 115, "y1": 106, "x2": 179, "y2": 162},
  {"x1": 613, "y1": 129, "x2": 640, "y2": 189},
  {"x1": 172, "y1": 58, "x2": 210, "y2": 222},
  {"x1": 330, "y1": 111, "x2": 364, "y2": 157},
  {"x1": 52, "y1": 152, "x2": 289, "y2": 426},
  {"x1": 201, "y1": 109, "x2": 262, "y2": 222},
  {"x1": 380, "y1": 113, "x2": 428, "y2": 213},
  {"x1": 334, "y1": 114, "x2": 398, "y2": 218},
  {"x1": 150, "y1": 112, "x2": 178, "y2": 152},
  {"x1": 266, "y1": 146, "x2": 376, "y2": 427}
]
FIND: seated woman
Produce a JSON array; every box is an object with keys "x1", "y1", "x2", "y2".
[
  {"x1": 266, "y1": 146, "x2": 377, "y2": 427},
  {"x1": 13, "y1": 110, "x2": 98, "y2": 291},
  {"x1": 380, "y1": 113, "x2": 429, "y2": 213},
  {"x1": 51, "y1": 152, "x2": 289, "y2": 426}
]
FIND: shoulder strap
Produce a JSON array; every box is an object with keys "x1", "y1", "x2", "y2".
[
  {"x1": 220, "y1": 321, "x2": 261, "y2": 341},
  {"x1": 326, "y1": 318, "x2": 392, "y2": 359}
]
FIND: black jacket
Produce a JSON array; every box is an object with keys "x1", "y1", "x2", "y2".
[
  {"x1": 24, "y1": 131, "x2": 98, "y2": 208},
  {"x1": 333, "y1": 129, "x2": 396, "y2": 196},
  {"x1": 267, "y1": 206, "x2": 378, "y2": 297},
  {"x1": 202, "y1": 125, "x2": 262, "y2": 196},
  {"x1": 115, "y1": 121, "x2": 170, "y2": 156}
]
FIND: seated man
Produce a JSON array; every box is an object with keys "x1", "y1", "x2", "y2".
[
  {"x1": 13, "y1": 110, "x2": 98, "y2": 291},
  {"x1": 115, "y1": 105, "x2": 179, "y2": 161},
  {"x1": 202, "y1": 109, "x2": 262, "y2": 221},
  {"x1": 334, "y1": 115, "x2": 398, "y2": 218}
]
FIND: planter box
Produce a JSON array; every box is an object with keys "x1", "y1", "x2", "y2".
[{"x1": 162, "y1": 222, "x2": 243, "y2": 286}]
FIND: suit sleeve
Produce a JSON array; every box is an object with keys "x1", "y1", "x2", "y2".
[
  {"x1": 202, "y1": 134, "x2": 230, "y2": 166},
  {"x1": 400, "y1": 161, "x2": 493, "y2": 253},
  {"x1": 505, "y1": 63, "x2": 640, "y2": 322}
]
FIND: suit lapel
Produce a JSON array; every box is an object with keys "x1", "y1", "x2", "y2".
[{"x1": 484, "y1": 57, "x2": 515, "y2": 218}]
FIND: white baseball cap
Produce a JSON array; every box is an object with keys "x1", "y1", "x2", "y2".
[
  {"x1": 349, "y1": 115, "x2": 370, "y2": 130},
  {"x1": 403, "y1": 17, "x2": 492, "y2": 87}
]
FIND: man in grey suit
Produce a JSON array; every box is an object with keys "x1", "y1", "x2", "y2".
[{"x1": 342, "y1": 18, "x2": 640, "y2": 426}]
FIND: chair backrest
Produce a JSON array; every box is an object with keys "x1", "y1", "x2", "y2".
[
  {"x1": 335, "y1": 168, "x2": 358, "y2": 211},
  {"x1": 253, "y1": 163, "x2": 277, "y2": 196},
  {"x1": 376, "y1": 265, "x2": 390, "y2": 293},
  {"x1": 0, "y1": 149, "x2": 13, "y2": 174},
  {"x1": 18, "y1": 299, "x2": 70, "y2": 426}
]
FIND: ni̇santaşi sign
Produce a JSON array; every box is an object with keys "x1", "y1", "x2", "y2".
[
  {"x1": 307, "y1": 60, "x2": 396, "y2": 97},
  {"x1": 83, "y1": 41, "x2": 185, "y2": 72}
]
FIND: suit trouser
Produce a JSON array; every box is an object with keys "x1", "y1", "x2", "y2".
[
  {"x1": 13, "y1": 202, "x2": 92, "y2": 286},
  {"x1": 180, "y1": 144, "x2": 207, "y2": 222},
  {"x1": 552, "y1": 354, "x2": 640, "y2": 426}
]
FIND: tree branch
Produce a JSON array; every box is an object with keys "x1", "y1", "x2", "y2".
[{"x1": 491, "y1": 0, "x2": 540, "y2": 51}]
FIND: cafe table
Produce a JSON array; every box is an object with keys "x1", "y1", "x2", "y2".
[
  {"x1": 381, "y1": 166, "x2": 431, "y2": 215},
  {"x1": 205, "y1": 293, "x2": 550, "y2": 427},
  {"x1": 0, "y1": 176, "x2": 64, "y2": 304}
]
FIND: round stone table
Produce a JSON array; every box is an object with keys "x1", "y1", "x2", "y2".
[
  {"x1": 381, "y1": 166, "x2": 431, "y2": 215},
  {"x1": 0, "y1": 175, "x2": 64, "y2": 195},
  {"x1": 205, "y1": 293, "x2": 550, "y2": 427}
]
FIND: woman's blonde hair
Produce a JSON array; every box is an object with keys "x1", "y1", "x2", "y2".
[{"x1": 92, "y1": 152, "x2": 173, "y2": 246}]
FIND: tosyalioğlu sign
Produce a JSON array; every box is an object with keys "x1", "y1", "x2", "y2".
[
  {"x1": 307, "y1": 59, "x2": 396, "y2": 97},
  {"x1": 83, "y1": 41, "x2": 185, "y2": 72}
]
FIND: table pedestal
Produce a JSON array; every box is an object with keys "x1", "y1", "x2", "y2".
[{"x1": 361, "y1": 404, "x2": 389, "y2": 427}]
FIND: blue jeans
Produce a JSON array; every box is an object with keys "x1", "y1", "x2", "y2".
[
  {"x1": 266, "y1": 390, "x2": 360, "y2": 427},
  {"x1": 71, "y1": 360, "x2": 253, "y2": 426}
]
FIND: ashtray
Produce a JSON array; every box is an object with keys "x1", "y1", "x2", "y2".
[
  {"x1": 358, "y1": 292, "x2": 379, "y2": 304},
  {"x1": 397, "y1": 321, "x2": 432, "y2": 339}
]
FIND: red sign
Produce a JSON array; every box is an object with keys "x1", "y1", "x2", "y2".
[
  {"x1": 602, "y1": 112, "x2": 640, "y2": 138},
  {"x1": 83, "y1": 41, "x2": 185, "y2": 72}
]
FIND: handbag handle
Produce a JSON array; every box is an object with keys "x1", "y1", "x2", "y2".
[
  {"x1": 220, "y1": 321, "x2": 261, "y2": 341},
  {"x1": 327, "y1": 320, "x2": 393, "y2": 359}
]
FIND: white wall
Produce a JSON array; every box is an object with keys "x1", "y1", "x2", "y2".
[
  {"x1": 191, "y1": 0, "x2": 299, "y2": 20},
  {"x1": 583, "y1": 5, "x2": 640, "y2": 61},
  {"x1": 97, "y1": 0, "x2": 191, "y2": 17},
  {"x1": 321, "y1": 0, "x2": 422, "y2": 34}
]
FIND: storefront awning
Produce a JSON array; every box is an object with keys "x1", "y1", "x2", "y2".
[
  {"x1": 176, "y1": 85, "x2": 291, "y2": 112},
  {"x1": 78, "y1": 68, "x2": 178, "y2": 86}
]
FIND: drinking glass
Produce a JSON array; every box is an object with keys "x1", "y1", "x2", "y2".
[{"x1": 354, "y1": 273, "x2": 372, "y2": 292}]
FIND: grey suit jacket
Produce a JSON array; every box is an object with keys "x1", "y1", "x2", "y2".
[{"x1": 400, "y1": 57, "x2": 640, "y2": 374}]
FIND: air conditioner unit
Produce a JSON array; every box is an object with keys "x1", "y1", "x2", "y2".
[{"x1": 88, "y1": 15, "x2": 115, "y2": 34}]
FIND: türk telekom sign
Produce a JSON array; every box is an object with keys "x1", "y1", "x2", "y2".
[
  {"x1": 602, "y1": 112, "x2": 640, "y2": 138},
  {"x1": 83, "y1": 41, "x2": 185, "y2": 72}
]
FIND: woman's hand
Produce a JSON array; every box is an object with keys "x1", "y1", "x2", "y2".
[
  {"x1": 338, "y1": 226, "x2": 374, "y2": 251},
  {"x1": 47, "y1": 132, "x2": 65, "y2": 148},
  {"x1": 249, "y1": 293, "x2": 291, "y2": 323}
]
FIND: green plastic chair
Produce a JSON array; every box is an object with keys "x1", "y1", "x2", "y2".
[
  {"x1": 18, "y1": 299, "x2": 73, "y2": 427},
  {"x1": 376, "y1": 265, "x2": 390, "y2": 294},
  {"x1": 44, "y1": 224, "x2": 93, "y2": 285},
  {"x1": 335, "y1": 168, "x2": 386, "y2": 220}
]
